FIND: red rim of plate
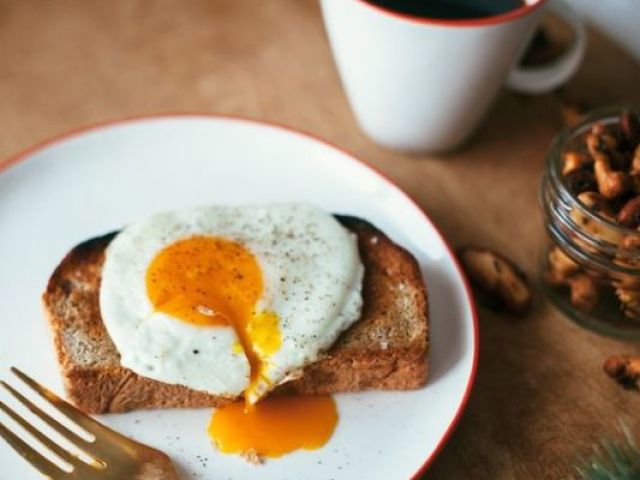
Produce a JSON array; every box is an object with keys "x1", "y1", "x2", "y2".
[
  {"x1": 354, "y1": 0, "x2": 548, "y2": 28},
  {"x1": 0, "y1": 113, "x2": 479, "y2": 479}
]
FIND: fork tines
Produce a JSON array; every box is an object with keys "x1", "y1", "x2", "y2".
[{"x1": 0, "y1": 367, "x2": 104, "y2": 479}]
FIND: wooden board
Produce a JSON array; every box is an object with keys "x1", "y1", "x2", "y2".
[{"x1": 0, "y1": 1, "x2": 639, "y2": 477}]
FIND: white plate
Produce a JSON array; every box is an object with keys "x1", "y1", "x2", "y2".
[{"x1": 0, "y1": 115, "x2": 478, "y2": 480}]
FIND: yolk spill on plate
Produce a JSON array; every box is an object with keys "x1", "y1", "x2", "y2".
[
  {"x1": 208, "y1": 394, "x2": 338, "y2": 458},
  {"x1": 146, "y1": 235, "x2": 339, "y2": 458}
]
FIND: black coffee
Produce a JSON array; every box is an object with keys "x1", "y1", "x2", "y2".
[{"x1": 367, "y1": 0, "x2": 526, "y2": 20}]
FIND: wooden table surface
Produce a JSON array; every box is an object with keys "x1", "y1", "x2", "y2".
[{"x1": 1, "y1": 1, "x2": 639, "y2": 478}]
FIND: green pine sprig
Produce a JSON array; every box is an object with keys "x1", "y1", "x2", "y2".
[{"x1": 571, "y1": 426, "x2": 640, "y2": 480}]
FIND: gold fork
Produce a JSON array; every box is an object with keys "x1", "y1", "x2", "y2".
[{"x1": 0, "y1": 367, "x2": 180, "y2": 480}]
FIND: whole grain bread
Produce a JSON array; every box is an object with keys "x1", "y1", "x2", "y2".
[{"x1": 43, "y1": 216, "x2": 429, "y2": 413}]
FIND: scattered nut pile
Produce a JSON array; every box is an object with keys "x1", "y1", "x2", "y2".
[{"x1": 546, "y1": 110, "x2": 640, "y2": 320}]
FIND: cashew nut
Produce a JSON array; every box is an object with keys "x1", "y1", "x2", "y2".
[
  {"x1": 546, "y1": 247, "x2": 600, "y2": 312},
  {"x1": 562, "y1": 151, "x2": 591, "y2": 176},
  {"x1": 617, "y1": 195, "x2": 640, "y2": 228},
  {"x1": 458, "y1": 247, "x2": 532, "y2": 315},
  {"x1": 617, "y1": 288, "x2": 640, "y2": 319},
  {"x1": 593, "y1": 152, "x2": 631, "y2": 199},
  {"x1": 567, "y1": 273, "x2": 600, "y2": 312},
  {"x1": 604, "y1": 355, "x2": 640, "y2": 390},
  {"x1": 547, "y1": 246, "x2": 579, "y2": 278},
  {"x1": 584, "y1": 129, "x2": 632, "y2": 199}
]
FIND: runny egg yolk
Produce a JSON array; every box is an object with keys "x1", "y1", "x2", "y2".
[
  {"x1": 146, "y1": 235, "x2": 280, "y2": 391},
  {"x1": 146, "y1": 235, "x2": 339, "y2": 458}
]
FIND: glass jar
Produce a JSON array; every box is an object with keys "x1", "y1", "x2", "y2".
[{"x1": 539, "y1": 107, "x2": 640, "y2": 339}]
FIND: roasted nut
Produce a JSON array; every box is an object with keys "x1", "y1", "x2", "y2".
[
  {"x1": 617, "y1": 288, "x2": 640, "y2": 319},
  {"x1": 617, "y1": 195, "x2": 640, "y2": 228},
  {"x1": 457, "y1": 247, "x2": 532, "y2": 315},
  {"x1": 563, "y1": 114, "x2": 639, "y2": 200},
  {"x1": 612, "y1": 279, "x2": 640, "y2": 320},
  {"x1": 562, "y1": 151, "x2": 591, "y2": 176},
  {"x1": 604, "y1": 355, "x2": 640, "y2": 390},
  {"x1": 614, "y1": 264, "x2": 640, "y2": 319},
  {"x1": 593, "y1": 152, "x2": 631, "y2": 199},
  {"x1": 566, "y1": 274, "x2": 599, "y2": 311},
  {"x1": 584, "y1": 123, "x2": 632, "y2": 198},
  {"x1": 547, "y1": 246, "x2": 579, "y2": 279},
  {"x1": 546, "y1": 247, "x2": 599, "y2": 312}
]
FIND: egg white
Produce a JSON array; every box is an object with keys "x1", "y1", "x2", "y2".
[{"x1": 99, "y1": 204, "x2": 364, "y2": 400}]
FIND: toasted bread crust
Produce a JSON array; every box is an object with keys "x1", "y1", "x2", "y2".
[{"x1": 43, "y1": 217, "x2": 428, "y2": 413}]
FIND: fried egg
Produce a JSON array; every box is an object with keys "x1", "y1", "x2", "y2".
[{"x1": 99, "y1": 204, "x2": 364, "y2": 403}]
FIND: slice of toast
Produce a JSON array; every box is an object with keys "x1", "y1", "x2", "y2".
[{"x1": 43, "y1": 216, "x2": 429, "y2": 413}]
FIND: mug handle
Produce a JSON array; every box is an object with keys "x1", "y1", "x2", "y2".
[{"x1": 506, "y1": 0, "x2": 586, "y2": 94}]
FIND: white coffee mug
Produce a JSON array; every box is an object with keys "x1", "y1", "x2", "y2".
[{"x1": 320, "y1": 0, "x2": 586, "y2": 153}]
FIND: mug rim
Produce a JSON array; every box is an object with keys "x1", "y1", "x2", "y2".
[{"x1": 354, "y1": 0, "x2": 549, "y2": 28}]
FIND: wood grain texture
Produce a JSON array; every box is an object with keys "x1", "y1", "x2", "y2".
[{"x1": 1, "y1": 1, "x2": 639, "y2": 478}]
